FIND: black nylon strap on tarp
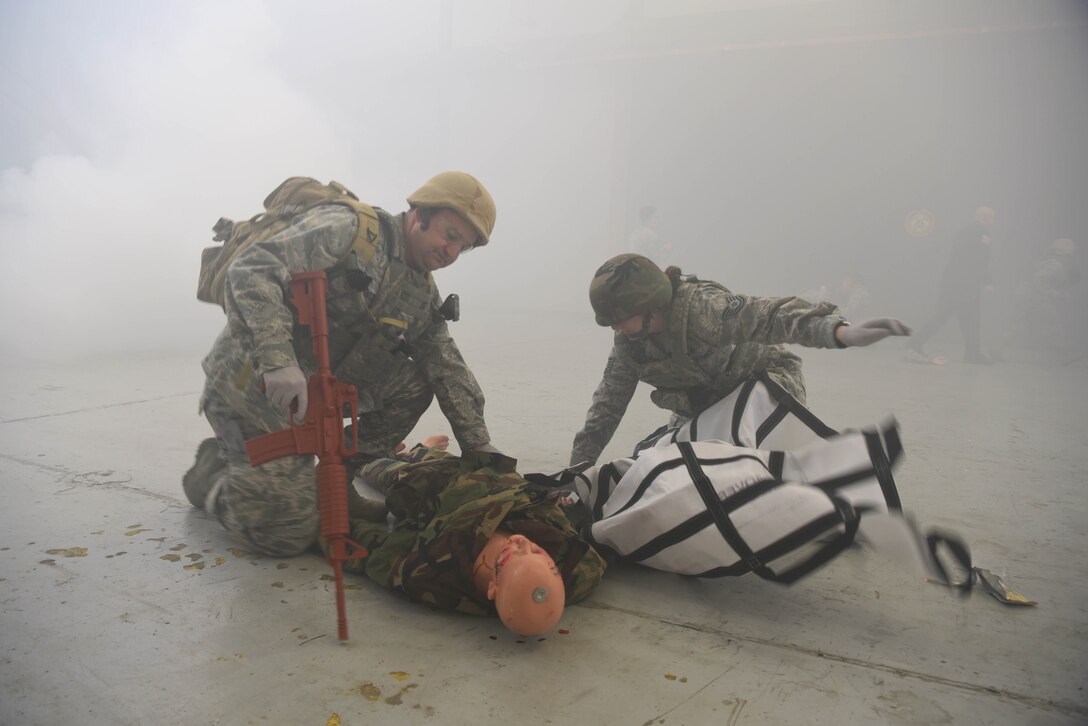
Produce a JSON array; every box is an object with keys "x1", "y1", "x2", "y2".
[
  {"x1": 755, "y1": 404, "x2": 791, "y2": 447},
  {"x1": 756, "y1": 371, "x2": 839, "y2": 440},
  {"x1": 522, "y1": 460, "x2": 593, "y2": 493},
  {"x1": 768, "y1": 450, "x2": 785, "y2": 479},
  {"x1": 612, "y1": 454, "x2": 770, "y2": 520},
  {"x1": 609, "y1": 454, "x2": 779, "y2": 566},
  {"x1": 678, "y1": 441, "x2": 772, "y2": 577},
  {"x1": 677, "y1": 442, "x2": 859, "y2": 583},
  {"x1": 809, "y1": 421, "x2": 903, "y2": 514},
  {"x1": 635, "y1": 372, "x2": 838, "y2": 456},
  {"x1": 863, "y1": 429, "x2": 902, "y2": 511},
  {"x1": 730, "y1": 377, "x2": 759, "y2": 444},
  {"x1": 633, "y1": 423, "x2": 672, "y2": 456},
  {"x1": 884, "y1": 423, "x2": 903, "y2": 464},
  {"x1": 622, "y1": 487, "x2": 849, "y2": 574},
  {"x1": 580, "y1": 521, "x2": 619, "y2": 563},
  {"x1": 591, "y1": 462, "x2": 620, "y2": 521},
  {"x1": 767, "y1": 497, "x2": 860, "y2": 584},
  {"x1": 927, "y1": 532, "x2": 973, "y2": 595}
]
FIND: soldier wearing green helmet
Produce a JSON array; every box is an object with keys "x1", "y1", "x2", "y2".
[
  {"x1": 588, "y1": 253, "x2": 674, "y2": 328},
  {"x1": 185, "y1": 171, "x2": 501, "y2": 557},
  {"x1": 571, "y1": 253, "x2": 913, "y2": 466}
]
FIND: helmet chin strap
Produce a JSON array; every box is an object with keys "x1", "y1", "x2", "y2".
[{"x1": 628, "y1": 312, "x2": 654, "y2": 341}]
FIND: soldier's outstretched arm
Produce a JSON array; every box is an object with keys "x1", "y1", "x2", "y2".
[
  {"x1": 835, "y1": 318, "x2": 912, "y2": 347},
  {"x1": 692, "y1": 285, "x2": 844, "y2": 350}
]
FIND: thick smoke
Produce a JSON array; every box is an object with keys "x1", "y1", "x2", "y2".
[{"x1": 2, "y1": 0, "x2": 1085, "y2": 360}]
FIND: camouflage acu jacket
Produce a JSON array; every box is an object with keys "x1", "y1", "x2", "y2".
[
  {"x1": 344, "y1": 448, "x2": 606, "y2": 617},
  {"x1": 201, "y1": 204, "x2": 489, "y2": 448},
  {"x1": 571, "y1": 279, "x2": 845, "y2": 465}
]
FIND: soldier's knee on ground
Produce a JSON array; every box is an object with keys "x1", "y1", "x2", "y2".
[
  {"x1": 245, "y1": 522, "x2": 320, "y2": 558},
  {"x1": 208, "y1": 458, "x2": 321, "y2": 557},
  {"x1": 216, "y1": 488, "x2": 320, "y2": 556},
  {"x1": 182, "y1": 438, "x2": 228, "y2": 509}
]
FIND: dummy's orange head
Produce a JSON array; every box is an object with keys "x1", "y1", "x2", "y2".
[{"x1": 487, "y1": 535, "x2": 566, "y2": 636}]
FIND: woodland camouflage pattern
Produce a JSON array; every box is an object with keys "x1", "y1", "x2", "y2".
[
  {"x1": 572, "y1": 277, "x2": 845, "y2": 466},
  {"x1": 589, "y1": 253, "x2": 674, "y2": 326},
  {"x1": 337, "y1": 447, "x2": 605, "y2": 616},
  {"x1": 195, "y1": 203, "x2": 489, "y2": 556}
]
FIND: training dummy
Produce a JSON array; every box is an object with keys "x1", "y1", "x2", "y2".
[{"x1": 337, "y1": 445, "x2": 605, "y2": 636}]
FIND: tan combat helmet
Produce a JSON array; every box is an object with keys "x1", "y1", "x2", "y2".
[
  {"x1": 589, "y1": 253, "x2": 674, "y2": 326},
  {"x1": 407, "y1": 171, "x2": 496, "y2": 246}
]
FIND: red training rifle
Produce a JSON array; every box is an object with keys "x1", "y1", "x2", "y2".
[{"x1": 245, "y1": 271, "x2": 367, "y2": 642}]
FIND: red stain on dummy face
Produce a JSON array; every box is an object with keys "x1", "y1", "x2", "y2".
[{"x1": 486, "y1": 535, "x2": 566, "y2": 636}]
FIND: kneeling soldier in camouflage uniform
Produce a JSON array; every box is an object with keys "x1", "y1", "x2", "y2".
[
  {"x1": 571, "y1": 254, "x2": 913, "y2": 466},
  {"x1": 184, "y1": 172, "x2": 500, "y2": 557},
  {"x1": 340, "y1": 445, "x2": 605, "y2": 634}
]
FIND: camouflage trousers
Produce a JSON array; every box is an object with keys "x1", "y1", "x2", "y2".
[{"x1": 194, "y1": 364, "x2": 434, "y2": 556}]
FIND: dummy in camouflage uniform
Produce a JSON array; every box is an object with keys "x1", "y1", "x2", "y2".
[
  {"x1": 340, "y1": 447, "x2": 605, "y2": 616},
  {"x1": 572, "y1": 254, "x2": 847, "y2": 466},
  {"x1": 197, "y1": 202, "x2": 489, "y2": 556}
]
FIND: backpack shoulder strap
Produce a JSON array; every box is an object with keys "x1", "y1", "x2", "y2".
[{"x1": 197, "y1": 178, "x2": 382, "y2": 308}]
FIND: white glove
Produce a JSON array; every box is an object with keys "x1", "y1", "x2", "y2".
[
  {"x1": 837, "y1": 318, "x2": 912, "y2": 347},
  {"x1": 262, "y1": 366, "x2": 308, "y2": 423}
]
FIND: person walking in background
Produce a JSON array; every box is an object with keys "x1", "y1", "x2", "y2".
[
  {"x1": 997, "y1": 237, "x2": 1083, "y2": 362},
  {"x1": 906, "y1": 206, "x2": 996, "y2": 364}
]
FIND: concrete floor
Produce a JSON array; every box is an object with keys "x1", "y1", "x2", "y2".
[{"x1": 1, "y1": 309, "x2": 1086, "y2": 725}]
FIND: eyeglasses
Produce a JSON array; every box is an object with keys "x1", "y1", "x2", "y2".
[{"x1": 444, "y1": 230, "x2": 475, "y2": 254}]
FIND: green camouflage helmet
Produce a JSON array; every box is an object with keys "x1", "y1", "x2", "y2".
[{"x1": 589, "y1": 253, "x2": 673, "y2": 326}]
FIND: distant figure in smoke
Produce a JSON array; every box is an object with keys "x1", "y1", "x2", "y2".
[
  {"x1": 802, "y1": 273, "x2": 870, "y2": 321},
  {"x1": 906, "y1": 206, "x2": 996, "y2": 364},
  {"x1": 628, "y1": 205, "x2": 671, "y2": 263},
  {"x1": 998, "y1": 237, "x2": 1083, "y2": 360},
  {"x1": 569, "y1": 254, "x2": 911, "y2": 467},
  {"x1": 835, "y1": 272, "x2": 870, "y2": 320}
]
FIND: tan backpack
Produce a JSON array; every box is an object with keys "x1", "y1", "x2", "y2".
[{"x1": 197, "y1": 177, "x2": 381, "y2": 308}]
